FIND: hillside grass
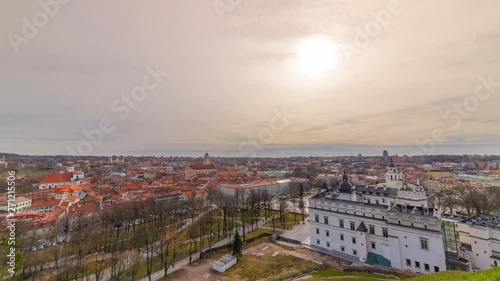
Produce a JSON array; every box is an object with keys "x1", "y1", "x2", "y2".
[
  {"x1": 308, "y1": 268, "x2": 410, "y2": 280},
  {"x1": 408, "y1": 267, "x2": 500, "y2": 281}
]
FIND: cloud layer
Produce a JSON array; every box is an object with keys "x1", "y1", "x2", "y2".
[{"x1": 1, "y1": 0, "x2": 500, "y2": 157}]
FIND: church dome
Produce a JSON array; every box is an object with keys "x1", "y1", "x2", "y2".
[{"x1": 338, "y1": 171, "x2": 353, "y2": 192}]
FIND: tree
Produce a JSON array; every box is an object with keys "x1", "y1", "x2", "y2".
[
  {"x1": 232, "y1": 232, "x2": 242, "y2": 257},
  {"x1": 298, "y1": 197, "x2": 305, "y2": 223}
]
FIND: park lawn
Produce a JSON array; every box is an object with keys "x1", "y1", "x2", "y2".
[
  {"x1": 263, "y1": 213, "x2": 303, "y2": 230},
  {"x1": 177, "y1": 219, "x2": 240, "y2": 241},
  {"x1": 225, "y1": 249, "x2": 320, "y2": 281}
]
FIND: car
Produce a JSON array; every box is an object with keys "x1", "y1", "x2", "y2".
[
  {"x1": 31, "y1": 247, "x2": 37, "y2": 251},
  {"x1": 37, "y1": 245, "x2": 44, "y2": 250},
  {"x1": 57, "y1": 241, "x2": 62, "y2": 245},
  {"x1": 51, "y1": 242, "x2": 57, "y2": 246}
]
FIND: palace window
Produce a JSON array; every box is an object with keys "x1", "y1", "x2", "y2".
[
  {"x1": 350, "y1": 221, "x2": 355, "y2": 230},
  {"x1": 340, "y1": 234, "x2": 344, "y2": 241},
  {"x1": 326, "y1": 230, "x2": 330, "y2": 237},
  {"x1": 352, "y1": 237, "x2": 356, "y2": 244},
  {"x1": 324, "y1": 216, "x2": 329, "y2": 225},
  {"x1": 369, "y1": 225, "x2": 375, "y2": 235},
  {"x1": 415, "y1": 261, "x2": 420, "y2": 269},
  {"x1": 382, "y1": 228, "x2": 388, "y2": 237},
  {"x1": 420, "y1": 238, "x2": 428, "y2": 250},
  {"x1": 339, "y1": 219, "x2": 344, "y2": 228},
  {"x1": 406, "y1": 259, "x2": 411, "y2": 266},
  {"x1": 371, "y1": 242, "x2": 376, "y2": 249},
  {"x1": 315, "y1": 214, "x2": 319, "y2": 223},
  {"x1": 316, "y1": 228, "x2": 319, "y2": 235}
]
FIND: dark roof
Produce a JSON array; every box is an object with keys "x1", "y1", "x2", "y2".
[
  {"x1": 188, "y1": 164, "x2": 216, "y2": 170},
  {"x1": 338, "y1": 171, "x2": 353, "y2": 192},
  {"x1": 356, "y1": 221, "x2": 368, "y2": 232},
  {"x1": 354, "y1": 185, "x2": 398, "y2": 197}
]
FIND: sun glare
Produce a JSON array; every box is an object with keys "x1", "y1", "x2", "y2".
[{"x1": 298, "y1": 36, "x2": 338, "y2": 76}]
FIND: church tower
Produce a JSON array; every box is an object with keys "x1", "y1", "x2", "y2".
[
  {"x1": 203, "y1": 152, "x2": 211, "y2": 165},
  {"x1": 385, "y1": 157, "x2": 402, "y2": 181}
]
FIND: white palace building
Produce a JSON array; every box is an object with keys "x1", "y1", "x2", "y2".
[{"x1": 309, "y1": 159, "x2": 447, "y2": 274}]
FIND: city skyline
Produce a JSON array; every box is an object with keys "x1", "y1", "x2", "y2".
[{"x1": 2, "y1": 0, "x2": 500, "y2": 157}]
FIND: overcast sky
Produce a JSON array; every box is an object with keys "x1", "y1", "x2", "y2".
[{"x1": 1, "y1": 0, "x2": 500, "y2": 157}]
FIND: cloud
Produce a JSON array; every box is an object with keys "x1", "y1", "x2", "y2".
[{"x1": 1, "y1": 0, "x2": 500, "y2": 156}]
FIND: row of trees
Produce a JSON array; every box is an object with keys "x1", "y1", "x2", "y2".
[
  {"x1": 6, "y1": 186, "x2": 302, "y2": 281},
  {"x1": 433, "y1": 185, "x2": 500, "y2": 216}
]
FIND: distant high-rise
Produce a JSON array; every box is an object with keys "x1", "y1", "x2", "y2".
[{"x1": 383, "y1": 150, "x2": 389, "y2": 157}]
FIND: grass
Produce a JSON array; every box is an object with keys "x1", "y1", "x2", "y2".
[
  {"x1": 157, "y1": 268, "x2": 187, "y2": 280},
  {"x1": 225, "y1": 248, "x2": 321, "y2": 281},
  {"x1": 246, "y1": 228, "x2": 283, "y2": 239},
  {"x1": 307, "y1": 267, "x2": 500, "y2": 281},
  {"x1": 263, "y1": 213, "x2": 304, "y2": 230},
  {"x1": 308, "y1": 268, "x2": 410, "y2": 280},
  {"x1": 408, "y1": 267, "x2": 500, "y2": 281}
]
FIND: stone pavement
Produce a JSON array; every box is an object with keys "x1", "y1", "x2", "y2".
[{"x1": 279, "y1": 219, "x2": 311, "y2": 244}]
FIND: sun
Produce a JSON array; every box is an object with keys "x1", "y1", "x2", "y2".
[{"x1": 298, "y1": 36, "x2": 338, "y2": 76}]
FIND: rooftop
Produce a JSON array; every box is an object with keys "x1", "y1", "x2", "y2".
[
  {"x1": 40, "y1": 172, "x2": 74, "y2": 183},
  {"x1": 389, "y1": 204, "x2": 437, "y2": 217},
  {"x1": 460, "y1": 215, "x2": 500, "y2": 229}
]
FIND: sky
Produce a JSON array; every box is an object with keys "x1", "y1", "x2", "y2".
[{"x1": 1, "y1": 0, "x2": 500, "y2": 157}]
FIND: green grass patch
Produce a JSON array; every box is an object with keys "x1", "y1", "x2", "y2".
[
  {"x1": 408, "y1": 267, "x2": 500, "y2": 281},
  {"x1": 309, "y1": 267, "x2": 500, "y2": 281},
  {"x1": 247, "y1": 228, "x2": 283, "y2": 239},
  {"x1": 309, "y1": 268, "x2": 408, "y2": 280}
]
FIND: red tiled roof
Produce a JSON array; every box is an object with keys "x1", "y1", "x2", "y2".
[
  {"x1": 31, "y1": 199, "x2": 61, "y2": 208},
  {"x1": 182, "y1": 190, "x2": 205, "y2": 197},
  {"x1": 60, "y1": 201, "x2": 70, "y2": 210},
  {"x1": 40, "y1": 172, "x2": 73, "y2": 184},
  {"x1": 53, "y1": 185, "x2": 83, "y2": 194},
  {"x1": 69, "y1": 202, "x2": 101, "y2": 215},
  {"x1": 67, "y1": 195, "x2": 79, "y2": 203}
]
